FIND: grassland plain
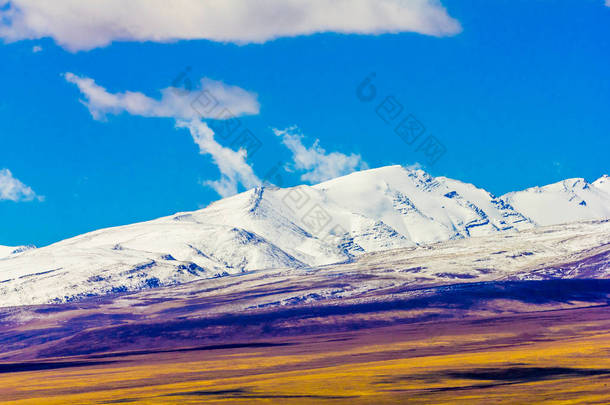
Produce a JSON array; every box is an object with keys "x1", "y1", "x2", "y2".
[{"x1": 1, "y1": 302, "x2": 610, "y2": 404}]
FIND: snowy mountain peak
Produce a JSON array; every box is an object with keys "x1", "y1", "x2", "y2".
[
  {"x1": 558, "y1": 178, "x2": 590, "y2": 191},
  {"x1": 1, "y1": 165, "x2": 609, "y2": 307},
  {"x1": 313, "y1": 164, "x2": 411, "y2": 188},
  {"x1": 502, "y1": 175, "x2": 610, "y2": 226},
  {"x1": 0, "y1": 245, "x2": 35, "y2": 259},
  {"x1": 593, "y1": 174, "x2": 610, "y2": 193}
]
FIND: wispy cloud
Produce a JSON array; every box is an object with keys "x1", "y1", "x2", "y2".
[
  {"x1": 0, "y1": 0, "x2": 462, "y2": 51},
  {"x1": 64, "y1": 72, "x2": 259, "y2": 121},
  {"x1": 0, "y1": 169, "x2": 41, "y2": 202},
  {"x1": 274, "y1": 127, "x2": 368, "y2": 183},
  {"x1": 177, "y1": 120, "x2": 260, "y2": 197},
  {"x1": 65, "y1": 73, "x2": 261, "y2": 197}
]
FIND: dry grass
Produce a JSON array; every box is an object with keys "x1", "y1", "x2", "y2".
[{"x1": 1, "y1": 306, "x2": 610, "y2": 404}]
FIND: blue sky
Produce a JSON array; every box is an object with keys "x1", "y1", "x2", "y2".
[{"x1": 0, "y1": 0, "x2": 609, "y2": 247}]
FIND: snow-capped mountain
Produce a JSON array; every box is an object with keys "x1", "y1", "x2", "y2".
[
  {"x1": 0, "y1": 165, "x2": 608, "y2": 307},
  {"x1": 502, "y1": 175, "x2": 610, "y2": 226},
  {"x1": 0, "y1": 245, "x2": 35, "y2": 259}
]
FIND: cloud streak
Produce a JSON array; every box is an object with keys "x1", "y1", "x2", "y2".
[
  {"x1": 65, "y1": 73, "x2": 262, "y2": 197},
  {"x1": 274, "y1": 127, "x2": 368, "y2": 183},
  {"x1": 64, "y1": 73, "x2": 259, "y2": 121},
  {"x1": 0, "y1": 0, "x2": 462, "y2": 51},
  {"x1": 65, "y1": 75, "x2": 372, "y2": 197},
  {"x1": 0, "y1": 169, "x2": 41, "y2": 202},
  {"x1": 177, "y1": 120, "x2": 260, "y2": 197}
]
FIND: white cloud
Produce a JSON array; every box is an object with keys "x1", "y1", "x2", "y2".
[
  {"x1": 177, "y1": 120, "x2": 260, "y2": 197},
  {"x1": 606, "y1": 0, "x2": 610, "y2": 6},
  {"x1": 65, "y1": 73, "x2": 262, "y2": 198},
  {"x1": 274, "y1": 127, "x2": 368, "y2": 183},
  {"x1": 31, "y1": 44, "x2": 42, "y2": 53},
  {"x1": 64, "y1": 72, "x2": 259, "y2": 121},
  {"x1": 0, "y1": 0, "x2": 462, "y2": 51},
  {"x1": 0, "y1": 169, "x2": 41, "y2": 202}
]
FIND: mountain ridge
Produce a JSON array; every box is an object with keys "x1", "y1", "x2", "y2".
[{"x1": 1, "y1": 165, "x2": 608, "y2": 307}]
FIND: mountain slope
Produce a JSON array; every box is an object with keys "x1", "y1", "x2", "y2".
[
  {"x1": 1, "y1": 219, "x2": 609, "y2": 363},
  {"x1": 0, "y1": 245, "x2": 34, "y2": 259},
  {"x1": 0, "y1": 166, "x2": 608, "y2": 307},
  {"x1": 0, "y1": 246, "x2": 13, "y2": 259},
  {"x1": 502, "y1": 176, "x2": 610, "y2": 226}
]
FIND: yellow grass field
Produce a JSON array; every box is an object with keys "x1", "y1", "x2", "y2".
[{"x1": 2, "y1": 306, "x2": 610, "y2": 405}]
